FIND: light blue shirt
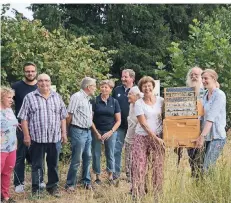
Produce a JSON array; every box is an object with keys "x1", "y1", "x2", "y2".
[
  {"x1": 202, "y1": 88, "x2": 226, "y2": 141},
  {"x1": 1, "y1": 108, "x2": 18, "y2": 152}
]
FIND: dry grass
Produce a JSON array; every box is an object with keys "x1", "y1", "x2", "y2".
[{"x1": 11, "y1": 135, "x2": 231, "y2": 203}]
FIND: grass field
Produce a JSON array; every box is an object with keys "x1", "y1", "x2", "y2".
[{"x1": 11, "y1": 133, "x2": 231, "y2": 203}]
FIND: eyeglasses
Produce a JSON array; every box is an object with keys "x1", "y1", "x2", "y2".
[{"x1": 38, "y1": 79, "x2": 50, "y2": 82}]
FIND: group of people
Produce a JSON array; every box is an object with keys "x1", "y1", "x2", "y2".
[{"x1": 0, "y1": 62, "x2": 227, "y2": 202}]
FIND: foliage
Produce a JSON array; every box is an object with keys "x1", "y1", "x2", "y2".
[
  {"x1": 1, "y1": 14, "x2": 115, "y2": 103},
  {"x1": 163, "y1": 4, "x2": 222, "y2": 41},
  {"x1": 30, "y1": 4, "x2": 223, "y2": 81},
  {"x1": 1, "y1": 14, "x2": 116, "y2": 160},
  {"x1": 157, "y1": 6, "x2": 231, "y2": 128}
]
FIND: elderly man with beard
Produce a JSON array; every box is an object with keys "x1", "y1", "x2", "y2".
[
  {"x1": 176, "y1": 66, "x2": 205, "y2": 177},
  {"x1": 186, "y1": 66, "x2": 204, "y2": 100}
]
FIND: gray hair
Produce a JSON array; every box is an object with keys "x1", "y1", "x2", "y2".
[
  {"x1": 81, "y1": 77, "x2": 96, "y2": 89},
  {"x1": 99, "y1": 79, "x2": 115, "y2": 89},
  {"x1": 123, "y1": 69, "x2": 135, "y2": 80},
  {"x1": 37, "y1": 73, "x2": 51, "y2": 81},
  {"x1": 129, "y1": 86, "x2": 143, "y2": 98}
]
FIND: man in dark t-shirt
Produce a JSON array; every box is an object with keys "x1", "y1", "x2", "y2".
[
  {"x1": 112, "y1": 69, "x2": 135, "y2": 179},
  {"x1": 11, "y1": 62, "x2": 40, "y2": 193}
]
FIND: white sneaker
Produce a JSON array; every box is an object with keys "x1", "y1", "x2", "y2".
[
  {"x1": 15, "y1": 184, "x2": 25, "y2": 193},
  {"x1": 39, "y1": 182, "x2": 46, "y2": 189}
]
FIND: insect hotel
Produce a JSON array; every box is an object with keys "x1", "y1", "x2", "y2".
[{"x1": 163, "y1": 87, "x2": 202, "y2": 148}]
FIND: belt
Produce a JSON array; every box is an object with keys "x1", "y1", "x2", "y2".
[{"x1": 71, "y1": 124, "x2": 90, "y2": 130}]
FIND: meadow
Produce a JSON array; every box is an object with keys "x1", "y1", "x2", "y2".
[{"x1": 12, "y1": 133, "x2": 231, "y2": 203}]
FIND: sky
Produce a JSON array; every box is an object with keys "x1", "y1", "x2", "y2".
[
  {"x1": 3, "y1": 3, "x2": 34, "y2": 20},
  {"x1": 2, "y1": 1, "x2": 230, "y2": 20}
]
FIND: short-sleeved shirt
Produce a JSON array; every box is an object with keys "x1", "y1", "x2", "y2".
[
  {"x1": 68, "y1": 90, "x2": 92, "y2": 128},
  {"x1": 17, "y1": 89, "x2": 68, "y2": 143},
  {"x1": 1, "y1": 108, "x2": 18, "y2": 152},
  {"x1": 125, "y1": 104, "x2": 138, "y2": 144},
  {"x1": 135, "y1": 97, "x2": 164, "y2": 136},
  {"x1": 11, "y1": 80, "x2": 37, "y2": 117},
  {"x1": 202, "y1": 88, "x2": 226, "y2": 141},
  {"x1": 93, "y1": 95, "x2": 121, "y2": 131},
  {"x1": 112, "y1": 85, "x2": 131, "y2": 130}
]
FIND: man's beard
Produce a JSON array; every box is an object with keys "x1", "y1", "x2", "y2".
[
  {"x1": 25, "y1": 76, "x2": 36, "y2": 82},
  {"x1": 188, "y1": 80, "x2": 203, "y2": 96},
  {"x1": 188, "y1": 80, "x2": 199, "y2": 88}
]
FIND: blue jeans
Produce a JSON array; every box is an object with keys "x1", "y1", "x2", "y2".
[
  {"x1": 92, "y1": 130, "x2": 117, "y2": 174},
  {"x1": 14, "y1": 128, "x2": 39, "y2": 186},
  {"x1": 113, "y1": 127, "x2": 126, "y2": 178},
  {"x1": 30, "y1": 140, "x2": 61, "y2": 193},
  {"x1": 66, "y1": 126, "x2": 92, "y2": 187},
  {"x1": 203, "y1": 139, "x2": 226, "y2": 171}
]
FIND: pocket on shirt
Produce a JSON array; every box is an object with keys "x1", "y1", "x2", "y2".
[{"x1": 31, "y1": 106, "x2": 39, "y2": 114}]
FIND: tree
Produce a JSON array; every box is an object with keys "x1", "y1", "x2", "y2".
[
  {"x1": 1, "y1": 14, "x2": 115, "y2": 103},
  {"x1": 163, "y1": 4, "x2": 222, "y2": 41},
  {"x1": 30, "y1": 4, "x2": 171, "y2": 81},
  {"x1": 157, "y1": 6, "x2": 231, "y2": 128},
  {"x1": 30, "y1": 4, "x2": 222, "y2": 81}
]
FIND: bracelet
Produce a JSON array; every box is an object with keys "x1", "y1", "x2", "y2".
[{"x1": 111, "y1": 129, "x2": 115, "y2": 133}]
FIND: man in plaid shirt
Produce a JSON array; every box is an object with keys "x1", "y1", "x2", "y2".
[{"x1": 18, "y1": 73, "x2": 68, "y2": 198}]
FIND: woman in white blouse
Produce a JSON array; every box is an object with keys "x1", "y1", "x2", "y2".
[{"x1": 131, "y1": 76, "x2": 165, "y2": 198}]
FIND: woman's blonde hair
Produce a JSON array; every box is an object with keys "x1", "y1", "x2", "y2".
[
  {"x1": 99, "y1": 79, "x2": 115, "y2": 89},
  {"x1": 1, "y1": 86, "x2": 15, "y2": 102},
  {"x1": 202, "y1": 69, "x2": 218, "y2": 81}
]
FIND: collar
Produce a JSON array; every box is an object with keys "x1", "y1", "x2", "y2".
[
  {"x1": 204, "y1": 88, "x2": 218, "y2": 100},
  {"x1": 80, "y1": 89, "x2": 91, "y2": 100},
  {"x1": 34, "y1": 89, "x2": 55, "y2": 97},
  {"x1": 98, "y1": 94, "x2": 111, "y2": 102},
  {"x1": 123, "y1": 84, "x2": 134, "y2": 92}
]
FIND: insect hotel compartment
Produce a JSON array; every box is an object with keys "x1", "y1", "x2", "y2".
[
  {"x1": 163, "y1": 119, "x2": 200, "y2": 148},
  {"x1": 164, "y1": 87, "x2": 199, "y2": 119}
]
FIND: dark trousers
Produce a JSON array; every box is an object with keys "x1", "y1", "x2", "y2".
[
  {"x1": 30, "y1": 141, "x2": 61, "y2": 193},
  {"x1": 187, "y1": 148, "x2": 203, "y2": 178},
  {"x1": 14, "y1": 129, "x2": 34, "y2": 186}
]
